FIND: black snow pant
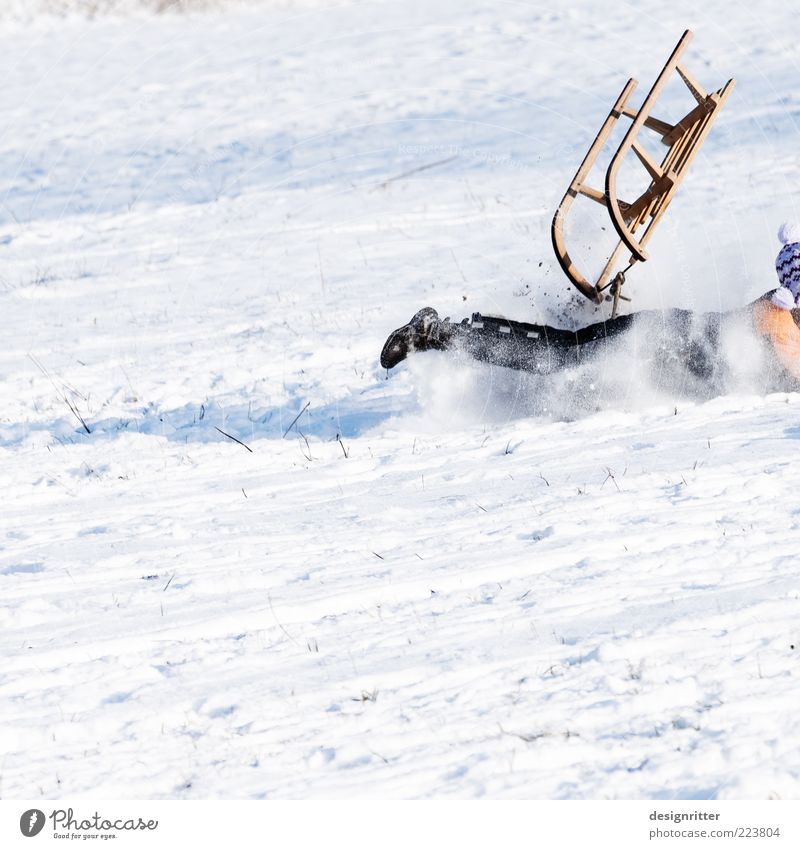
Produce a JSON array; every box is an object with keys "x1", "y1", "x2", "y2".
[{"x1": 443, "y1": 309, "x2": 723, "y2": 379}]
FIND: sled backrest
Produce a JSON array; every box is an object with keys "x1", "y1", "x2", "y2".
[{"x1": 551, "y1": 30, "x2": 734, "y2": 314}]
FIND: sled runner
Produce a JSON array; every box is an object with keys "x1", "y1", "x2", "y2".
[{"x1": 551, "y1": 29, "x2": 734, "y2": 315}]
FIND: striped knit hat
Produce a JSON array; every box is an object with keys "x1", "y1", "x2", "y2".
[{"x1": 776, "y1": 222, "x2": 800, "y2": 300}]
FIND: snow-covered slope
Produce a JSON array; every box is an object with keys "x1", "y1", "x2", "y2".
[
  {"x1": 1, "y1": 0, "x2": 799, "y2": 799},
  {"x1": 0, "y1": 0, "x2": 263, "y2": 21}
]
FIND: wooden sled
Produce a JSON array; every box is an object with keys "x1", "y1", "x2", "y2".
[{"x1": 551, "y1": 30, "x2": 734, "y2": 315}]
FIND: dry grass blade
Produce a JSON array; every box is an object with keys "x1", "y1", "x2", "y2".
[
  {"x1": 214, "y1": 426, "x2": 253, "y2": 453},
  {"x1": 28, "y1": 354, "x2": 91, "y2": 434},
  {"x1": 283, "y1": 401, "x2": 310, "y2": 438}
]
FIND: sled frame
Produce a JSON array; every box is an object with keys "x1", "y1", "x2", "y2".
[{"x1": 551, "y1": 30, "x2": 734, "y2": 312}]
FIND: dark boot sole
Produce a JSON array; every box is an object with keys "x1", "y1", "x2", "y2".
[{"x1": 380, "y1": 308, "x2": 440, "y2": 369}]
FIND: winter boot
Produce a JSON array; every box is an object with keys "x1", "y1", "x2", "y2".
[{"x1": 380, "y1": 307, "x2": 451, "y2": 369}]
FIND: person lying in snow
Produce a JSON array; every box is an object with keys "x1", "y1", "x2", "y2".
[{"x1": 380, "y1": 224, "x2": 800, "y2": 388}]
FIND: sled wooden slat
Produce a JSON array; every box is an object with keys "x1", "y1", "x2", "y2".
[
  {"x1": 576, "y1": 183, "x2": 608, "y2": 205},
  {"x1": 551, "y1": 30, "x2": 734, "y2": 307},
  {"x1": 619, "y1": 106, "x2": 674, "y2": 140},
  {"x1": 662, "y1": 98, "x2": 714, "y2": 147},
  {"x1": 631, "y1": 140, "x2": 664, "y2": 181},
  {"x1": 676, "y1": 64, "x2": 707, "y2": 104}
]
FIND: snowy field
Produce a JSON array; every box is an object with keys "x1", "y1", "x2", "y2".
[{"x1": 1, "y1": 0, "x2": 800, "y2": 799}]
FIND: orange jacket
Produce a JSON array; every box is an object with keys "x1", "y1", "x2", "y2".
[{"x1": 752, "y1": 299, "x2": 800, "y2": 380}]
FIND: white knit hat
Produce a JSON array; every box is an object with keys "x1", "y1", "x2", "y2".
[
  {"x1": 775, "y1": 222, "x2": 800, "y2": 301},
  {"x1": 771, "y1": 286, "x2": 796, "y2": 310}
]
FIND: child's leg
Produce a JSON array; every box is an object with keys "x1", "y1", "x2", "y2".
[{"x1": 381, "y1": 309, "x2": 646, "y2": 372}]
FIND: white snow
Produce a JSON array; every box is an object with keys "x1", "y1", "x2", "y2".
[{"x1": 1, "y1": 0, "x2": 799, "y2": 799}]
